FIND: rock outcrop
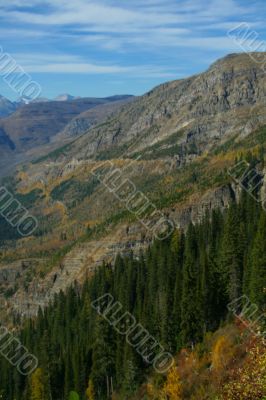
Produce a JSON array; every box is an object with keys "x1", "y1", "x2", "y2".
[{"x1": 65, "y1": 53, "x2": 266, "y2": 161}]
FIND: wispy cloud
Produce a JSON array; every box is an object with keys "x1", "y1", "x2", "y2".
[
  {"x1": 23, "y1": 62, "x2": 178, "y2": 78},
  {"x1": 0, "y1": 27, "x2": 49, "y2": 37},
  {"x1": 0, "y1": 0, "x2": 256, "y2": 34},
  {"x1": 9, "y1": 52, "x2": 179, "y2": 78},
  {"x1": 1, "y1": 0, "x2": 263, "y2": 55},
  {"x1": 0, "y1": 0, "x2": 265, "y2": 98}
]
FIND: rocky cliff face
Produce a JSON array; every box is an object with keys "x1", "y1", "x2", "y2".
[{"x1": 64, "y1": 53, "x2": 266, "y2": 161}]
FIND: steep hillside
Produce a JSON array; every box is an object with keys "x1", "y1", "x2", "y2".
[
  {"x1": 1, "y1": 53, "x2": 266, "y2": 318},
  {"x1": 52, "y1": 52, "x2": 266, "y2": 162},
  {"x1": 54, "y1": 95, "x2": 135, "y2": 140},
  {"x1": 0, "y1": 196, "x2": 265, "y2": 399},
  {"x1": 0, "y1": 95, "x2": 18, "y2": 117},
  {"x1": 0, "y1": 95, "x2": 134, "y2": 153},
  {"x1": 0, "y1": 95, "x2": 133, "y2": 176}
]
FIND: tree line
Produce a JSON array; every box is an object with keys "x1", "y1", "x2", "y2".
[{"x1": 0, "y1": 189, "x2": 265, "y2": 399}]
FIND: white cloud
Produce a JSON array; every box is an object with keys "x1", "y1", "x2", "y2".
[
  {"x1": 7, "y1": 51, "x2": 179, "y2": 77},
  {"x1": 22, "y1": 62, "x2": 131, "y2": 74},
  {"x1": 1, "y1": 0, "x2": 262, "y2": 56},
  {"x1": 0, "y1": 0, "x2": 256, "y2": 31},
  {"x1": 0, "y1": 27, "x2": 49, "y2": 37},
  {"x1": 12, "y1": 53, "x2": 83, "y2": 64},
  {"x1": 0, "y1": 0, "x2": 265, "y2": 77},
  {"x1": 1, "y1": 2, "x2": 182, "y2": 27}
]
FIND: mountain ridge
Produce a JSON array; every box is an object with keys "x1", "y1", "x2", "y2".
[
  {"x1": 47, "y1": 52, "x2": 266, "y2": 164},
  {"x1": 1, "y1": 52, "x2": 266, "y2": 320},
  {"x1": 0, "y1": 95, "x2": 134, "y2": 176}
]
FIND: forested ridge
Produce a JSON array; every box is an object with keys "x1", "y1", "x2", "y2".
[{"x1": 0, "y1": 189, "x2": 265, "y2": 399}]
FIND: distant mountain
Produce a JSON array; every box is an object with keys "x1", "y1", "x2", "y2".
[
  {"x1": 16, "y1": 95, "x2": 74, "y2": 104},
  {"x1": 0, "y1": 94, "x2": 134, "y2": 118},
  {"x1": 54, "y1": 94, "x2": 133, "y2": 102},
  {"x1": 30, "y1": 97, "x2": 51, "y2": 103},
  {"x1": 55, "y1": 95, "x2": 135, "y2": 140},
  {"x1": 54, "y1": 93, "x2": 78, "y2": 102},
  {"x1": 0, "y1": 95, "x2": 18, "y2": 117},
  {"x1": 0, "y1": 95, "x2": 134, "y2": 175}
]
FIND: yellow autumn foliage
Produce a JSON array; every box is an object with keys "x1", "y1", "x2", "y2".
[
  {"x1": 86, "y1": 379, "x2": 95, "y2": 400},
  {"x1": 221, "y1": 342, "x2": 266, "y2": 399},
  {"x1": 29, "y1": 368, "x2": 45, "y2": 400},
  {"x1": 159, "y1": 366, "x2": 182, "y2": 400},
  {"x1": 212, "y1": 334, "x2": 235, "y2": 373}
]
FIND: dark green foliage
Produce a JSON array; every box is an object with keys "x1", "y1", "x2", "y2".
[
  {"x1": 15, "y1": 189, "x2": 44, "y2": 208},
  {"x1": 249, "y1": 211, "x2": 266, "y2": 310},
  {"x1": 0, "y1": 188, "x2": 43, "y2": 243},
  {"x1": 0, "y1": 193, "x2": 265, "y2": 399},
  {"x1": 50, "y1": 178, "x2": 99, "y2": 207},
  {"x1": 32, "y1": 142, "x2": 75, "y2": 164},
  {"x1": 0, "y1": 215, "x2": 21, "y2": 242}
]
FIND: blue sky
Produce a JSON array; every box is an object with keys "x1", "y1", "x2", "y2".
[{"x1": 0, "y1": 0, "x2": 265, "y2": 100}]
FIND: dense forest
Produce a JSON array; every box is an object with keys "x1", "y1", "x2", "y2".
[{"x1": 0, "y1": 190, "x2": 265, "y2": 399}]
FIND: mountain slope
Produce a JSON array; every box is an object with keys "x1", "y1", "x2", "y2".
[
  {"x1": 0, "y1": 95, "x2": 133, "y2": 176},
  {"x1": 54, "y1": 93, "x2": 78, "y2": 101},
  {"x1": 0, "y1": 196, "x2": 265, "y2": 399},
  {"x1": 0, "y1": 95, "x2": 18, "y2": 117},
  {"x1": 1, "y1": 52, "x2": 266, "y2": 319},
  {"x1": 56, "y1": 52, "x2": 266, "y2": 162},
  {"x1": 54, "y1": 95, "x2": 135, "y2": 141}
]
